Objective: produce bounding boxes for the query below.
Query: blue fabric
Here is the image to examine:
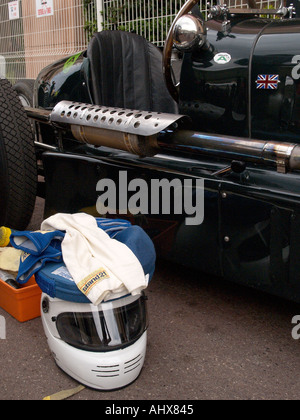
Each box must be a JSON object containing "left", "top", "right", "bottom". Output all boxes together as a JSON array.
[
  {"left": 17, "top": 244, "right": 63, "bottom": 285},
  {"left": 96, "top": 218, "right": 132, "bottom": 237},
  {"left": 10, "top": 230, "right": 64, "bottom": 256},
  {"left": 10, "top": 217, "right": 156, "bottom": 301},
  {"left": 10, "top": 218, "right": 134, "bottom": 284},
  {"left": 10, "top": 218, "right": 131, "bottom": 256}
]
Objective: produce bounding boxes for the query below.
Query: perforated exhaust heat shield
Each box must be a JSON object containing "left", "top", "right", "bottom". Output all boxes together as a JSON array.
[{"left": 50, "top": 101, "right": 188, "bottom": 156}]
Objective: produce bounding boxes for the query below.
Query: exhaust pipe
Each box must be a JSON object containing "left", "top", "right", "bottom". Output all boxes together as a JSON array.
[
  {"left": 49, "top": 101, "right": 188, "bottom": 157},
  {"left": 27, "top": 100, "right": 300, "bottom": 174},
  {"left": 158, "top": 130, "right": 300, "bottom": 174}
]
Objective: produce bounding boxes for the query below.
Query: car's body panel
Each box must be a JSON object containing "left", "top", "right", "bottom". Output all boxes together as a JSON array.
[{"left": 32, "top": 9, "right": 300, "bottom": 302}]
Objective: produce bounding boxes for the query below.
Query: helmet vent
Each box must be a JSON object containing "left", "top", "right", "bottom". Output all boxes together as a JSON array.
[
  {"left": 92, "top": 364, "right": 120, "bottom": 378},
  {"left": 124, "top": 354, "right": 143, "bottom": 374}
]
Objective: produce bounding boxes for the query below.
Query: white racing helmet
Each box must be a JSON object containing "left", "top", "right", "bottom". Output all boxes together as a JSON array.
[{"left": 41, "top": 292, "right": 148, "bottom": 390}]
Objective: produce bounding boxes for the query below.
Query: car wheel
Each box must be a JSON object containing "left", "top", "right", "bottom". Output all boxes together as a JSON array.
[
  {"left": 13, "top": 79, "right": 35, "bottom": 107},
  {"left": 0, "top": 78, "right": 37, "bottom": 230}
]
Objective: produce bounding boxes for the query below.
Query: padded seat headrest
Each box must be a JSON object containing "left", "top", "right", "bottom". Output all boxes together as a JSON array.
[{"left": 87, "top": 30, "right": 177, "bottom": 114}]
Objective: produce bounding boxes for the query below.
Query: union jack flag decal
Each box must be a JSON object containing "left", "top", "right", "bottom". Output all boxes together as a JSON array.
[{"left": 256, "top": 74, "right": 280, "bottom": 90}]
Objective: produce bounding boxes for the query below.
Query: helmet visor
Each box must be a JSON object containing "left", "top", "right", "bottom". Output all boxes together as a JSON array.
[{"left": 55, "top": 294, "right": 148, "bottom": 352}]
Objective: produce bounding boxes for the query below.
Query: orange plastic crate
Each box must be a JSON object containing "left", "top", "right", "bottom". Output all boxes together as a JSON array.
[{"left": 0, "top": 276, "right": 42, "bottom": 322}]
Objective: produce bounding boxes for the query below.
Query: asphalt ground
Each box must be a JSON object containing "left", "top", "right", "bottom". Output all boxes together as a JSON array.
[{"left": 1, "top": 197, "right": 300, "bottom": 401}]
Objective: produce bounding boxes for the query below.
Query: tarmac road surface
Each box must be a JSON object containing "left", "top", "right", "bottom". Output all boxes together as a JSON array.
[{"left": 0, "top": 198, "right": 300, "bottom": 401}]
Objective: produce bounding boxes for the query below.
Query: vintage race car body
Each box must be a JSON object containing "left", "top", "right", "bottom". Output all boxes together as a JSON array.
[{"left": 26, "top": 1, "right": 300, "bottom": 303}]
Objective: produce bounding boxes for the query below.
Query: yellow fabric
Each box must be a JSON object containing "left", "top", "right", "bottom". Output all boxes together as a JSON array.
[
  {"left": 0, "top": 247, "right": 22, "bottom": 272},
  {"left": 0, "top": 227, "right": 11, "bottom": 247}
]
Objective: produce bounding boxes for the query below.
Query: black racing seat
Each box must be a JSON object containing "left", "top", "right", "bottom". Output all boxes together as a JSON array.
[{"left": 87, "top": 30, "right": 178, "bottom": 114}]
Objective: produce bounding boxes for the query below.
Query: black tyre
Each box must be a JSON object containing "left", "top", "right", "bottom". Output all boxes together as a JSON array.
[
  {"left": 0, "top": 78, "right": 37, "bottom": 230},
  {"left": 13, "top": 79, "right": 35, "bottom": 107}
]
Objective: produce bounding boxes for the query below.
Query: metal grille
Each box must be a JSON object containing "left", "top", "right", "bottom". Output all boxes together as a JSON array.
[
  {"left": 101, "top": 0, "right": 186, "bottom": 47},
  {"left": 0, "top": 0, "right": 283, "bottom": 83},
  {"left": 101, "top": 0, "right": 282, "bottom": 46}
]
